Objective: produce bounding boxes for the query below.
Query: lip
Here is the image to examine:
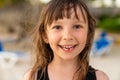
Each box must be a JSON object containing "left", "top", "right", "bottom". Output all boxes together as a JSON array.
[{"left": 58, "top": 45, "right": 77, "bottom": 53}]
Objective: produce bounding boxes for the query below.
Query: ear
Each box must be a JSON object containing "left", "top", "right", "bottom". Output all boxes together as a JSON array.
[{"left": 42, "top": 32, "right": 49, "bottom": 44}]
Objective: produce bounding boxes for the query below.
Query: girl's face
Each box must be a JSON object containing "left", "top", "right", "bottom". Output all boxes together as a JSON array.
[{"left": 43, "top": 7, "right": 88, "bottom": 61}]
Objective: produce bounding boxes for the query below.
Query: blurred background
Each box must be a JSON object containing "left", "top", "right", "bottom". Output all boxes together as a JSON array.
[{"left": 0, "top": 0, "right": 120, "bottom": 80}]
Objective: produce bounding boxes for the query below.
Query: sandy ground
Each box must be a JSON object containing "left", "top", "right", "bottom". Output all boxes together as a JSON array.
[{"left": 90, "top": 44, "right": 120, "bottom": 80}]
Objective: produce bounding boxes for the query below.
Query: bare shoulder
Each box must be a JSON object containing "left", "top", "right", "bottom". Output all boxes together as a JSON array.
[
  {"left": 23, "top": 69, "right": 32, "bottom": 80},
  {"left": 96, "top": 70, "right": 109, "bottom": 80}
]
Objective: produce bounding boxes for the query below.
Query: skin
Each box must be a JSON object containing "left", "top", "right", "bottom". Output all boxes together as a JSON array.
[
  {"left": 24, "top": 6, "right": 109, "bottom": 80},
  {"left": 44, "top": 6, "right": 88, "bottom": 61},
  {"left": 23, "top": 70, "right": 109, "bottom": 80},
  {"left": 44, "top": 7, "right": 88, "bottom": 80}
]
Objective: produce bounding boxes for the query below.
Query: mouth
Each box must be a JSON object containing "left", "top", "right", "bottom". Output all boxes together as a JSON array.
[{"left": 58, "top": 45, "right": 77, "bottom": 52}]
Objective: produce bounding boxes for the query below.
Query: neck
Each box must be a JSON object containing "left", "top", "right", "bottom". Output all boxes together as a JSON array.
[
  {"left": 49, "top": 57, "right": 79, "bottom": 72},
  {"left": 48, "top": 57, "right": 80, "bottom": 80}
]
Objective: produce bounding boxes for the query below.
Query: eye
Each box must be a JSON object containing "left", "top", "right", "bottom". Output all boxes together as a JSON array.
[
  {"left": 73, "top": 25, "right": 82, "bottom": 29},
  {"left": 52, "top": 25, "right": 62, "bottom": 30}
]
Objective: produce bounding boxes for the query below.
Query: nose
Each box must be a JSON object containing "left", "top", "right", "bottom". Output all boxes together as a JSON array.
[{"left": 62, "top": 29, "right": 73, "bottom": 40}]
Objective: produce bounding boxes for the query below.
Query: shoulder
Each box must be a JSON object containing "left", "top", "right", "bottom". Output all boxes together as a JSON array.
[
  {"left": 96, "top": 70, "right": 109, "bottom": 80},
  {"left": 23, "top": 69, "right": 32, "bottom": 80}
]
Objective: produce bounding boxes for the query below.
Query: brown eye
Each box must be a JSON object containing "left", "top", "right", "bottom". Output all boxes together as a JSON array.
[
  {"left": 73, "top": 25, "right": 82, "bottom": 29},
  {"left": 53, "top": 25, "right": 62, "bottom": 30}
]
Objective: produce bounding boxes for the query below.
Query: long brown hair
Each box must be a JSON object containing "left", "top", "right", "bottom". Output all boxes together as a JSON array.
[{"left": 30, "top": 0, "right": 96, "bottom": 80}]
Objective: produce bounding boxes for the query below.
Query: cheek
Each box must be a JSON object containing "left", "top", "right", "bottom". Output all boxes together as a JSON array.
[
  {"left": 76, "top": 30, "right": 88, "bottom": 42},
  {"left": 47, "top": 32, "right": 60, "bottom": 43},
  {"left": 79, "top": 35, "right": 87, "bottom": 44},
  {"left": 83, "top": 28, "right": 88, "bottom": 41}
]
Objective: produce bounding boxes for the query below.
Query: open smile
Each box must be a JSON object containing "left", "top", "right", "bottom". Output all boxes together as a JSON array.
[{"left": 58, "top": 45, "right": 77, "bottom": 53}]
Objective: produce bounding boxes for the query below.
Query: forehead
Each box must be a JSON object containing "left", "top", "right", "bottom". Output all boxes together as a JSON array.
[
  {"left": 45, "top": 3, "right": 88, "bottom": 26},
  {"left": 64, "top": 6, "right": 87, "bottom": 22}
]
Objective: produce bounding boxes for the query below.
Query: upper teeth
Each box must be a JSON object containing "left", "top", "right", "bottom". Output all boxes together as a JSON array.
[{"left": 63, "top": 45, "right": 73, "bottom": 48}]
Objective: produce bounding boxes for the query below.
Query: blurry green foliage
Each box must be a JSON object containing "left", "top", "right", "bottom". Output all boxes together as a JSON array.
[
  {"left": 0, "top": 0, "right": 25, "bottom": 8},
  {"left": 10, "top": 0, "right": 26, "bottom": 4},
  {"left": 98, "top": 15, "right": 120, "bottom": 33},
  {"left": 0, "top": 0, "right": 5, "bottom": 7}
]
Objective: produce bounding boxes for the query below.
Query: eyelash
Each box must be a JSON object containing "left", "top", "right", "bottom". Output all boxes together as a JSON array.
[
  {"left": 52, "top": 24, "right": 83, "bottom": 30},
  {"left": 73, "top": 25, "right": 82, "bottom": 29},
  {"left": 52, "top": 25, "right": 61, "bottom": 30}
]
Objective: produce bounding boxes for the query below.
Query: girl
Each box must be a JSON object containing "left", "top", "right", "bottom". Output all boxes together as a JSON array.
[{"left": 24, "top": 0, "right": 109, "bottom": 80}]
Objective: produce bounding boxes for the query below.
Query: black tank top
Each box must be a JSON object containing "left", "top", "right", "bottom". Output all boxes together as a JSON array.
[{"left": 37, "top": 66, "right": 96, "bottom": 80}]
